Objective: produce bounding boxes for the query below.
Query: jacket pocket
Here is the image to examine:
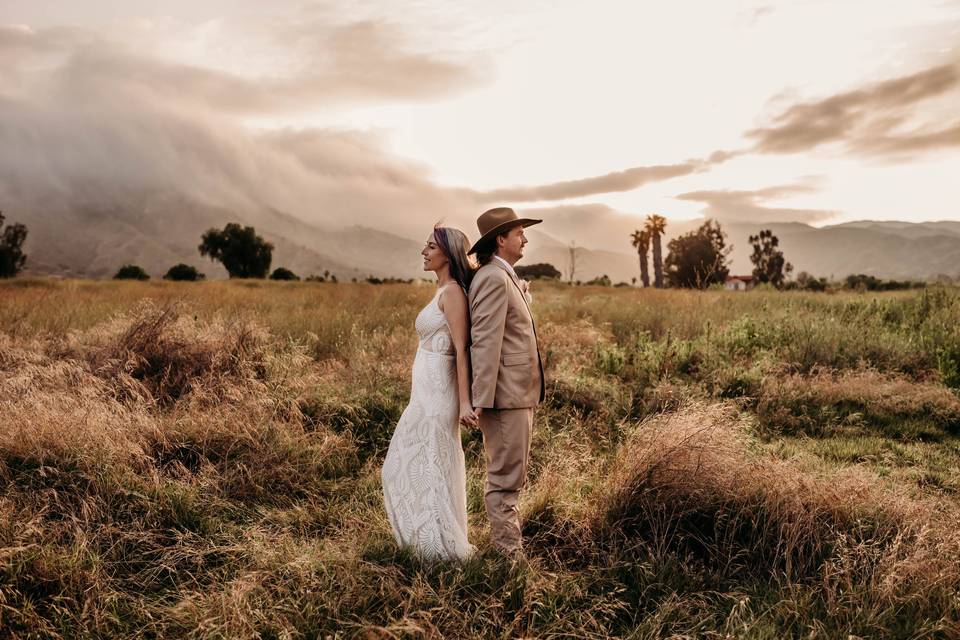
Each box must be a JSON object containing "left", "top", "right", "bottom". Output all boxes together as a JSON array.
[{"left": 501, "top": 352, "right": 528, "bottom": 367}]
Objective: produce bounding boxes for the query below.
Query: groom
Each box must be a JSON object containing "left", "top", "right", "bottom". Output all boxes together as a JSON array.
[{"left": 468, "top": 206, "right": 545, "bottom": 555}]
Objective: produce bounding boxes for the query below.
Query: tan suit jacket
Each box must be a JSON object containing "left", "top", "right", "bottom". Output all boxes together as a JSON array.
[{"left": 469, "top": 260, "right": 545, "bottom": 409}]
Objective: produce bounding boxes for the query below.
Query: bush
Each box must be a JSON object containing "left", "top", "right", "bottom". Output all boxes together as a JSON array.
[
  {"left": 163, "top": 264, "right": 205, "bottom": 281},
  {"left": 269, "top": 267, "right": 300, "bottom": 281},
  {"left": 592, "top": 404, "right": 947, "bottom": 586},
  {"left": 845, "top": 273, "right": 925, "bottom": 291},
  {"left": 585, "top": 274, "right": 612, "bottom": 286},
  {"left": 515, "top": 263, "right": 562, "bottom": 280},
  {"left": 791, "top": 271, "right": 828, "bottom": 291},
  {"left": 306, "top": 270, "right": 337, "bottom": 283},
  {"left": 365, "top": 276, "right": 412, "bottom": 284},
  {"left": 82, "top": 302, "right": 267, "bottom": 407},
  {"left": 0, "top": 211, "right": 28, "bottom": 278},
  {"left": 113, "top": 265, "right": 150, "bottom": 280}
]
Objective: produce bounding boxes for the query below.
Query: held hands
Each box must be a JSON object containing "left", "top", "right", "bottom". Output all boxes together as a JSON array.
[{"left": 459, "top": 404, "right": 479, "bottom": 429}]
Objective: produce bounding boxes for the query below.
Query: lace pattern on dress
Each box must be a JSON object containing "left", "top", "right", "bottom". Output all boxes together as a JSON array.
[{"left": 381, "top": 288, "right": 474, "bottom": 561}]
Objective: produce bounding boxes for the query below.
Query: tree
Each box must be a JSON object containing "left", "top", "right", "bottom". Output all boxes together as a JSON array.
[
  {"left": 795, "top": 270, "right": 826, "bottom": 292},
  {"left": 749, "top": 229, "right": 793, "bottom": 289},
  {"left": 645, "top": 214, "right": 667, "bottom": 288},
  {"left": 163, "top": 263, "right": 205, "bottom": 281},
  {"left": 198, "top": 223, "right": 273, "bottom": 278},
  {"left": 630, "top": 228, "right": 651, "bottom": 287},
  {"left": 664, "top": 219, "right": 731, "bottom": 289},
  {"left": 515, "top": 263, "right": 561, "bottom": 280},
  {"left": 270, "top": 267, "right": 300, "bottom": 281},
  {"left": 0, "top": 211, "right": 28, "bottom": 278},
  {"left": 114, "top": 264, "right": 150, "bottom": 280},
  {"left": 566, "top": 241, "right": 580, "bottom": 284}
]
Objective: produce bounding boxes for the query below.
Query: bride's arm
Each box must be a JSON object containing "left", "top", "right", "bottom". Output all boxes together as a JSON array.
[{"left": 440, "top": 286, "right": 478, "bottom": 428}]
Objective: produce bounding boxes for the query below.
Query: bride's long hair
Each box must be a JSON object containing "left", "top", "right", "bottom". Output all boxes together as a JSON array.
[{"left": 433, "top": 224, "right": 477, "bottom": 292}]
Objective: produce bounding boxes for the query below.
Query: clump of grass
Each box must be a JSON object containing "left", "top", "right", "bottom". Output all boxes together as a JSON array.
[
  {"left": 0, "top": 302, "right": 356, "bottom": 626},
  {"left": 593, "top": 404, "right": 880, "bottom": 581},
  {"left": 76, "top": 301, "right": 268, "bottom": 408},
  {"left": 0, "top": 333, "right": 152, "bottom": 480},
  {"left": 148, "top": 409, "right": 357, "bottom": 506},
  {"left": 587, "top": 403, "right": 960, "bottom": 632},
  {"left": 756, "top": 368, "right": 960, "bottom": 440}
]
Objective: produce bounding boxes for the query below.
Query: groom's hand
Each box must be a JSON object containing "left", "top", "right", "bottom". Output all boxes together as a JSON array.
[{"left": 459, "top": 405, "right": 480, "bottom": 429}]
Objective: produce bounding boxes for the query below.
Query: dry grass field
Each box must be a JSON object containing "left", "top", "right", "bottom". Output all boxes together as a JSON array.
[{"left": 1, "top": 278, "right": 959, "bottom": 638}]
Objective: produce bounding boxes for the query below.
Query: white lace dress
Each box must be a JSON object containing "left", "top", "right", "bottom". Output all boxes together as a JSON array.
[{"left": 381, "top": 287, "right": 475, "bottom": 561}]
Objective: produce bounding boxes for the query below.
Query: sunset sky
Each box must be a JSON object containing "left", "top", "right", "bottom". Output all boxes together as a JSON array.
[{"left": 1, "top": 0, "right": 959, "bottom": 243}]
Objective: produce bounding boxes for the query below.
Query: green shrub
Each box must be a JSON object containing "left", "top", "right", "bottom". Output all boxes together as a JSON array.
[
  {"left": 113, "top": 264, "right": 150, "bottom": 280},
  {"left": 270, "top": 267, "right": 300, "bottom": 281},
  {"left": 163, "top": 263, "right": 205, "bottom": 281}
]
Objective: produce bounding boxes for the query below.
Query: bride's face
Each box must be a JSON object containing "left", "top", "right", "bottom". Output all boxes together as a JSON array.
[{"left": 422, "top": 235, "right": 449, "bottom": 272}]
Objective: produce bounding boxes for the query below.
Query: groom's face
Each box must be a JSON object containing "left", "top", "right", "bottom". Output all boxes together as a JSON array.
[{"left": 497, "top": 225, "right": 528, "bottom": 264}]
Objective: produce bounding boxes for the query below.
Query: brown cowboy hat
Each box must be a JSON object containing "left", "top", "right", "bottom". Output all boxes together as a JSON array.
[{"left": 468, "top": 207, "right": 542, "bottom": 255}]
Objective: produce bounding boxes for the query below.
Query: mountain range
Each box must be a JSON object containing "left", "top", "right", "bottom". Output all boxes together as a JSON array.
[
  {"left": 526, "top": 219, "right": 960, "bottom": 284},
  {"left": 8, "top": 193, "right": 960, "bottom": 283}
]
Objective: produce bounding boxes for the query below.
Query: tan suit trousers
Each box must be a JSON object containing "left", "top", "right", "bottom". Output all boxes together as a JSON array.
[{"left": 478, "top": 406, "right": 534, "bottom": 553}]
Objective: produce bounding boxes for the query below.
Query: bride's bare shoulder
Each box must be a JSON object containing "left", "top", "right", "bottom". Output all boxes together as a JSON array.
[{"left": 438, "top": 283, "right": 467, "bottom": 312}]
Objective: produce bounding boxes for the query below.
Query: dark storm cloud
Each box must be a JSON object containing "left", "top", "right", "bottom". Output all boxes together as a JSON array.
[{"left": 0, "top": 16, "right": 484, "bottom": 240}]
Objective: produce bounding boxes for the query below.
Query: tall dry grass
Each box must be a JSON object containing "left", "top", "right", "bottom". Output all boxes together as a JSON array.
[{"left": 1, "top": 279, "right": 959, "bottom": 637}]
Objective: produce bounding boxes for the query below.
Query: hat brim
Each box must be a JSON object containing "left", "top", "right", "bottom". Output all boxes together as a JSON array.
[{"left": 468, "top": 218, "right": 542, "bottom": 255}]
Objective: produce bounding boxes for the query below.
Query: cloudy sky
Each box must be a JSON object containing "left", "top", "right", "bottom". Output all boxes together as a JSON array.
[{"left": 1, "top": 0, "right": 958, "bottom": 244}]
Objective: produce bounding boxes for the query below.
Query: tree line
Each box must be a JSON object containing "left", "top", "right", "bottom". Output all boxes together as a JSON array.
[
  {"left": 111, "top": 224, "right": 276, "bottom": 281},
  {"left": 0, "top": 212, "right": 940, "bottom": 291},
  {"left": 627, "top": 215, "right": 792, "bottom": 289},
  {"left": 111, "top": 223, "right": 335, "bottom": 282}
]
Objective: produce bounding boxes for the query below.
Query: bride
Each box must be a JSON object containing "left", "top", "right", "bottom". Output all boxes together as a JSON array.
[{"left": 381, "top": 225, "right": 478, "bottom": 561}]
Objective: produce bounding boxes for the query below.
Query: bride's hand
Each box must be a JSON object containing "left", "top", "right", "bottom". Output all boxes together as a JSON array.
[{"left": 459, "top": 404, "right": 479, "bottom": 428}]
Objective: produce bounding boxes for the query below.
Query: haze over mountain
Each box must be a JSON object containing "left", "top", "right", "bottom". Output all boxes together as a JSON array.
[
  {"left": 517, "top": 207, "right": 960, "bottom": 282},
  {"left": 1, "top": 2, "right": 958, "bottom": 282},
  {"left": 12, "top": 192, "right": 959, "bottom": 283}
]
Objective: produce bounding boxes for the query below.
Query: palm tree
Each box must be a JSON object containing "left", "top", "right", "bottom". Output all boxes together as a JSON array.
[
  {"left": 645, "top": 214, "right": 667, "bottom": 288},
  {"left": 630, "top": 228, "right": 651, "bottom": 287}
]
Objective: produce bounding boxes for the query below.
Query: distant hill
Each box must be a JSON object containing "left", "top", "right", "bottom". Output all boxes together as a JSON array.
[
  {"left": 7, "top": 191, "right": 959, "bottom": 282},
  {"left": 723, "top": 221, "right": 960, "bottom": 281},
  {"left": 522, "top": 215, "right": 960, "bottom": 283},
  {"left": 15, "top": 192, "right": 425, "bottom": 281}
]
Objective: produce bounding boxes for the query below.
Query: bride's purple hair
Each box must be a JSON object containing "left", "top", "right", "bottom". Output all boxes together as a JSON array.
[{"left": 433, "top": 225, "right": 477, "bottom": 292}]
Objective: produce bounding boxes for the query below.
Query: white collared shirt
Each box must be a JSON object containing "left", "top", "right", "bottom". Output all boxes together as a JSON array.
[{"left": 493, "top": 255, "right": 518, "bottom": 280}]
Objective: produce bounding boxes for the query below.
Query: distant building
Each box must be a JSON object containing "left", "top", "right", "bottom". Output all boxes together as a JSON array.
[{"left": 724, "top": 275, "right": 755, "bottom": 291}]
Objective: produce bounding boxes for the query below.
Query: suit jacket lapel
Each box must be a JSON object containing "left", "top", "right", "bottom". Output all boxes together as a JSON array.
[
  {"left": 490, "top": 259, "right": 546, "bottom": 403},
  {"left": 492, "top": 259, "right": 534, "bottom": 318}
]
